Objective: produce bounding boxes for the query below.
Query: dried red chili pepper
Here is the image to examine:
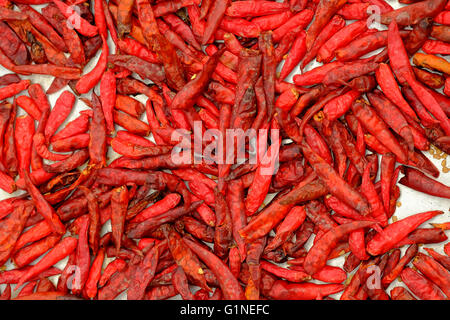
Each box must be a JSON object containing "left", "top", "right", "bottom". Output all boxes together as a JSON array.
[
  {"left": 401, "top": 267, "right": 446, "bottom": 300},
  {"left": 272, "top": 9, "right": 313, "bottom": 43},
  {"left": 110, "top": 185, "right": 129, "bottom": 255},
  {"left": 367, "top": 211, "right": 442, "bottom": 256},
  {"left": 53, "top": 0, "right": 98, "bottom": 37},
  {"left": 75, "top": 37, "right": 108, "bottom": 94},
  {"left": 239, "top": 173, "right": 327, "bottom": 241},
  {"left": 302, "top": 15, "right": 345, "bottom": 69},
  {"left": 88, "top": 93, "right": 107, "bottom": 167},
  {"left": 183, "top": 237, "right": 245, "bottom": 299},
  {"left": 381, "top": 0, "right": 447, "bottom": 26},
  {"left": 268, "top": 280, "right": 344, "bottom": 300},
  {"left": 22, "top": 170, "right": 65, "bottom": 235}
]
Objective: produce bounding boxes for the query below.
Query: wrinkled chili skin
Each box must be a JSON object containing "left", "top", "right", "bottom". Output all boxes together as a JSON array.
[
  {"left": 88, "top": 93, "right": 107, "bottom": 168},
  {"left": 381, "top": 0, "right": 447, "bottom": 26}
]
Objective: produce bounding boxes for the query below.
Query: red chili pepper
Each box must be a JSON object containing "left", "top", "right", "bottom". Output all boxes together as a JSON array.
[
  {"left": 304, "top": 220, "right": 375, "bottom": 275},
  {"left": 399, "top": 167, "right": 450, "bottom": 198},
  {"left": 45, "top": 91, "right": 75, "bottom": 143},
  {"left": 279, "top": 31, "right": 306, "bottom": 81},
  {"left": 52, "top": 0, "right": 98, "bottom": 37},
  {"left": 239, "top": 173, "right": 327, "bottom": 241},
  {"left": 424, "top": 247, "right": 450, "bottom": 270},
  {"left": 75, "top": 37, "right": 108, "bottom": 94},
  {"left": 88, "top": 93, "right": 107, "bottom": 167},
  {"left": 317, "top": 20, "right": 367, "bottom": 63},
  {"left": 16, "top": 236, "right": 77, "bottom": 288},
  {"left": 183, "top": 237, "right": 245, "bottom": 299},
  {"left": 272, "top": 9, "right": 314, "bottom": 43},
  {"left": 0, "top": 80, "right": 30, "bottom": 101},
  {"left": 22, "top": 170, "right": 65, "bottom": 235},
  {"left": 14, "top": 115, "right": 34, "bottom": 175},
  {"left": 302, "top": 15, "right": 345, "bottom": 69},
  {"left": 382, "top": 0, "right": 447, "bottom": 26},
  {"left": 252, "top": 10, "right": 294, "bottom": 31},
  {"left": 265, "top": 206, "right": 307, "bottom": 253},
  {"left": 367, "top": 211, "right": 442, "bottom": 256},
  {"left": 293, "top": 61, "right": 343, "bottom": 86},
  {"left": 268, "top": 280, "right": 344, "bottom": 300},
  {"left": 401, "top": 267, "right": 446, "bottom": 300}
]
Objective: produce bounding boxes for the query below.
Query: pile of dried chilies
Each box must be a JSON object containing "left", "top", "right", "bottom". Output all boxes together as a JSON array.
[{"left": 0, "top": 0, "right": 448, "bottom": 301}]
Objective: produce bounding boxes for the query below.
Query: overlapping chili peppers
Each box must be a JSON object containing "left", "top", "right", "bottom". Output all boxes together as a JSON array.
[{"left": 0, "top": 0, "right": 448, "bottom": 301}]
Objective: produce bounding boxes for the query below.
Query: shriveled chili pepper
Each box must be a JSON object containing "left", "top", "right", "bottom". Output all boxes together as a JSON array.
[
  {"left": 75, "top": 37, "right": 108, "bottom": 94},
  {"left": 304, "top": 220, "right": 375, "bottom": 275},
  {"left": 401, "top": 267, "right": 446, "bottom": 300},
  {"left": 431, "top": 24, "right": 450, "bottom": 42},
  {"left": 302, "top": 14, "right": 345, "bottom": 69},
  {"left": 16, "top": 236, "right": 77, "bottom": 288},
  {"left": 98, "top": 69, "right": 116, "bottom": 135},
  {"left": 53, "top": 0, "right": 98, "bottom": 37},
  {"left": 245, "top": 141, "right": 280, "bottom": 216},
  {"left": 88, "top": 93, "right": 107, "bottom": 167},
  {"left": 390, "top": 286, "right": 417, "bottom": 300},
  {"left": 239, "top": 173, "right": 327, "bottom": 241},
  {"left": 272, "top": 9, "right": 313, "bottom": 43},
  {"left": 279, "top": 31, "right": 306, "bottom": 81},
  {"left": 0, "top": 204, "right": 32, "bottom": 265},
  {"left": 44, "top": 91, "right": 75, "bottom": 143},
  {"left": 367, "top": 211, "right": 442, "bottom": 256},
  {"left": 305, "top": 0, "right": 347, "bottom": 52},
  {"left": 399, "top": 167, "right": 450, "bottom": 198},
  {"left": 171, "top": 49, "right": 222, "bottom": 111},
  {"left": 98, "top": 258, "right": 126, "bottom": 288},
  {"left": 381, "top": 0, "right": 447, "bottom": 25},
  {"left": 0, "top": 79, "right": 30, "bottom": 101},
  {"left": 110, "top": 185, "right": 129, "bottom": 255},
  {"left": 321, "top": 26, "right": 369, "bottom": 64},
  {"left": 424, "top": 248, "right": 450, "bottom": 270},
  {"left": 268, "top": 280, "right": 344, "bottom": 300},
  {"left": 14, "top": 114, "right": 34, "bottom": 177},
  {"left": 351, "top": 99, "right": 408, "bottom": 163},
  {"left": 183, "top": 237, "right": 245, "bottom": 299},
  {"left": 22, "top": 170, "right": 65, "bottom": 235},
  {"left": 252, "top": 10, "right": 294, "bottom": 32},
  {"left": 413, "top": 66, "right": 445, "bottom": 89}
]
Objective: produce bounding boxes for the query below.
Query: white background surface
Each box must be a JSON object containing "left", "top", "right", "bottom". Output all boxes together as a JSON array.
[{"left": 0, "top": 0, "right": 448, "bottom": 300}]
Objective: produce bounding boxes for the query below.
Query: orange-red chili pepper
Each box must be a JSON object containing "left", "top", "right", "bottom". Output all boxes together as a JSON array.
[{"left": 367, "top": 211, "right": 442, "bottom": 256}]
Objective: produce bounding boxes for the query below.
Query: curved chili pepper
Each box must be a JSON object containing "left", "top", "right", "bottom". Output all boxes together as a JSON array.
[
  {"left": 303, "top": 220, "right": 376, "bottom": 275},
  {"left": 305, "top": 0, "right": 347, "bottom": 51},
  {"left": 22, "top": 170, "right": 65, "bottom": 235},
  {"left": 381, "top": 0, "right": 447, "bottom": 25},
  {"left": 75, "top": 36, "right": 108, "bottom": 94},
  {"left": 268, "top": 280, "right": 344, "bottom": 299},
  {"left": 367, "top": 210, "right": 442, "bottom": 256},
  {"left": 52, "top": 0, "right": 98, "bottom": 37},
  {"left": 171, "top": 49, "right": 223, "bottom": 111},
  {"left": 239, "top": 173, "right": 327, "bottom": 241},
  {"left": 279, "top": 31, "right": 306, "bottom": 80}
]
